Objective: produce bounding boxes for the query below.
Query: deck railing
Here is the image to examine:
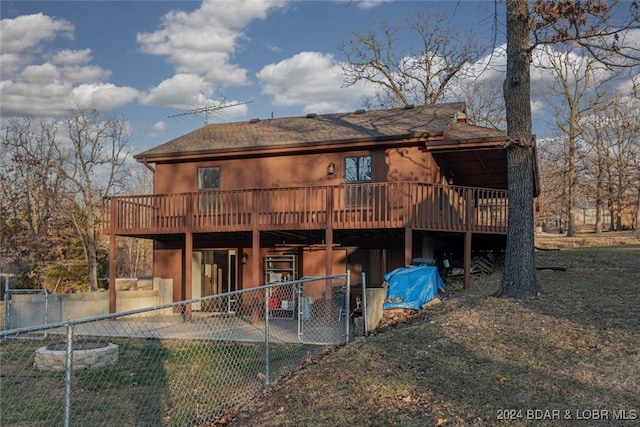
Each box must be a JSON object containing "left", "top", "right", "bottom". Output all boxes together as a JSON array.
[{"left": 104, "top": 182, "right": 508, "bottom": 235}]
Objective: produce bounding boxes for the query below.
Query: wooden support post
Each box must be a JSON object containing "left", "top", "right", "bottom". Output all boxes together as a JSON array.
[
  {"left": 250, "top": 193, "right": 261, "bottom": 325},
  {"left": 184, "top": 232, "right": 192, "bottom": 322},
  {"left": 463, "top": 231, "right": 472, "bottom": 290},
  {"left": 463, "top": 189, "right": 474, "bottom": 290},
  {"left": 326, "top": 187, "right": 334, "bottom": 277},
  {"left": 325, "top": 227, "right": 333, "bottom": 277},
  {"left": 252, "top": 227, "right": 260, "bottom": 285},
  {"left": 405, "top": 226, "right": 412, "bottom": 266}
]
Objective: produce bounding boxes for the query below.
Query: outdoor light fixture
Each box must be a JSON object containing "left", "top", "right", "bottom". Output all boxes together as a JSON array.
[
  {"left": 447, "top": 172, "right": 455, "bottom": 185},
  {"left": 327, "top": 162, "right": 335, "bottom": 175},
  {"left": 241, "top": 253, "right": 248, "bottom": 264}
]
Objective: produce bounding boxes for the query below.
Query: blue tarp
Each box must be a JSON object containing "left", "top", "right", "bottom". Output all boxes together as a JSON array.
[{"left": 383, "top": 266, "right": 445, "bottom": 310}]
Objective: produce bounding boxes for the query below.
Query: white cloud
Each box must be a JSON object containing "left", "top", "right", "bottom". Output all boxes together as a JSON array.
[
  {"left": 149, "top": 121, "right": 167, "bottom": 138},
  {"left": 52, "top": 48, "right": 92, "bottom": 65},
  {"left": 1, "top": 80, "right": 74, "bottom": 117},
  {"left": 257, "top": 51, "right": 374, "bottom": 113},
  {"left": 0, "top": 13, "right": 136, "bottom": 118},
  {"left": 138, "top": 73, "right": 250, "bottom": 120},
  {"left": 208, "top": 101, "right": 251, "bottom": 121},
  {"left": 263, "top": 42, "right": 283, "bottom": 53},
  {"left": 72, "top": 83, "right": 139, "bottom": 110},
  {"left": 332, "top": 0, "right": 392, "bottom": 9},
  {"left": 1, "top": 79, "right": 138, "bottom": 117},
  {"left": 0, "top": 13, "right": 73, "bottom": 53},
  {"left": 20, "top": 63, "right": 61, "bottom": 83},
  {"left": 0, "top": 53, "right": 30, "bottom": 79},
  {"left": 62, "top": 65, "right": 111, "bottom": 83},
  {"left": 138, "top": 73, "right": 214, "bottom": 109},
  {"left": 465, "top": 45, "right": 507, "bottom": 83},
  {"left": 531, "top": 100, "right": 545, "bottom": 115},
  {"left": 137, "top": 0, "right": 287, "bottom": 87}
]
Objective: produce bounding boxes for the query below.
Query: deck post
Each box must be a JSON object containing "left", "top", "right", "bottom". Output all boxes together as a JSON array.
[
  {"left": 326, "top": 186, "right": 334, "bottom": 276},
  {"left": 325, "top": 227, "right": 333, "bottom": 276},
  {"left": 184, "top": 231, "right": 193, "bottom": 322},
  {"left": 252, "top": 188, "right": 260, "bottom": 286},
  {"left": 463, "top": 231, "right": 472, "bottom": 290},
  {"left": 252, "top": 227, "right": 260, "bottom": 285},
  {"left": 251, "top": 191, "right": 261, "bottom": 325},
  {"left": 463, "top": 189, "right": 474, "bottom": 290},
  {"left": 108, "top": 198, "right": 116, "bottom": 314},
  {"left": 404, "top": 225, "right": 412, "bottom": 266}
]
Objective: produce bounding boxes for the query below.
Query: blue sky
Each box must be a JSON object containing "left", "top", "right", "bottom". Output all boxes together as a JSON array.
[{"left": 1, "top": 0, "right": 637, "bottom": 155}]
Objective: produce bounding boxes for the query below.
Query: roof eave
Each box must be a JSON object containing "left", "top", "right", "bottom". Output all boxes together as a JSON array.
[{"left": 135, "top": 132, "right": 443, "bottom": 164}]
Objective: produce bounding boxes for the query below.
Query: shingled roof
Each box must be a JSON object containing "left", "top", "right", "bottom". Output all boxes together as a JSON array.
[{"left": 135, "top": 102, "right": 506, "bottom": 161}]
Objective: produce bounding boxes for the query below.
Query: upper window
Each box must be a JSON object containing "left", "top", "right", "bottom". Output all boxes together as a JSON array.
[
  {"left": 344, "top": 156, "right": 372, "bottom": 183},
  {"left": 344, "top": 156, "right": 372, "bottom": 206},
  {"left": 197, "top": 166, "right": 221, "bottom": 190},
  {"left": 197, "top": 166, "right": 221, "bottom": 212}
]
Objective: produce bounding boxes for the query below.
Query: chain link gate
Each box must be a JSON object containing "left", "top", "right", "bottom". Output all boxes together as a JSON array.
[
  {"left": 3, "top": 275, "right": 49, "bottom": 338},
  {"left": 0, "top": 273, "right": 350, "bottom": 426}
]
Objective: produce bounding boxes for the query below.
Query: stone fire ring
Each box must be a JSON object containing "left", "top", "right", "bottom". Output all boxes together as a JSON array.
[{"left": 35, "top": 339, "right": 119, "bottom": 371}]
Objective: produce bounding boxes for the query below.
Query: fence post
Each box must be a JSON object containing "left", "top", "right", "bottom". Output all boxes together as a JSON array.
[
  {"left": 3, "top": 276, "right": 9, "bottom": 331},
  {"left": 264, "top": 287, "right": 270, "bottom": 386},
  {"left": 43, "top": 290, "right": 49, "bottom": 338},
  {"left": 64, "top": 324, "right": 75, "bottom": 427},
  {"left": 361, "top": 272, "right": 368, "bottom": 337},
  {"left": 345, "top": 271, "right": 350, "bottom": 343}
]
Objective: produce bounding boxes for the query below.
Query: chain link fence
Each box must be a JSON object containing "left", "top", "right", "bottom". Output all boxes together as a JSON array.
[
  {"left": 1, "top": 274, "right": 349, "bottom": 426},
  {"left": 3, "top": 287, "right": 50, "bottom": 337}
]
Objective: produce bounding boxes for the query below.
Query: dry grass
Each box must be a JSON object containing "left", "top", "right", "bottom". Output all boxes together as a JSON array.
[{"left": 226, "top": 232, "right": 640, "bottom": 427}]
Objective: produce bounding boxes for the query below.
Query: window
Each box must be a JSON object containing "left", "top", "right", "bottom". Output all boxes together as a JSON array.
[
  {"left": 344, "top": 156, "right": 372, "bottom": 206},
  {"left": 197, "top": 166, "right": 221, "bottom": 190},
  {"left": 197, "top": 166, "right": 221, "bottom": 212},
  {"left": 345, "top": 156, "right": 372, "bottom": 183}
]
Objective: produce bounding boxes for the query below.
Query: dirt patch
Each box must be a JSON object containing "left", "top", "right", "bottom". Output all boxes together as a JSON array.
[{"left": 221, "top": 232, "right": 640, "bottom": 427}]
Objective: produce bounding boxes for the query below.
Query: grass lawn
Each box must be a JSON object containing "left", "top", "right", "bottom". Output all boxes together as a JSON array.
[
  {"left": 1, "top": 336, "right": 319, "bottom": 426},
  {"left": 227, "top": 233, "right": 640, "bottom": 426}
]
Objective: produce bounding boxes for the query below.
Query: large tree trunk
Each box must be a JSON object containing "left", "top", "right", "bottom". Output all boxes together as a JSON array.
[
  {"left": 609, "top": 205, "right": 615, "bottom": 231},
  {"left": 495, "top": 0, "right": 541, "bottom": 298},
  {"left": 594, "top": 157, "right": 604, "bottom": 234},
  {"left": 595, "top": 198, "right": 603, "bottom": 234},
  {"left": 567, "top": 122, "right": 577, "bottom": 237}
]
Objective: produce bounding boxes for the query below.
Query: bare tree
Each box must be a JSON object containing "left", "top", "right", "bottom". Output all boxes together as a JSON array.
[
  {"left": 495, "top": 0, "right": 542, "bottom": 298},
  {"left": 116, "top": 167, "right": 153, "bottom": 279},
  {"left": 534, "top": 45, "right": 612, "bottom": 236},
  {"left": 496, "top": 0, "right": 639, "bottom": 298},
  {"left": 339, "top": 11, "right": 486, "bottom": 109},
  {"left": 57, "top": 109, "right": 131, "bottom": 292},
  {"left": 582, "top": 129, "right": 606, "bottom": 233},
  {"left": 537, "top": 136, "right": 571, "bottom": 231},
  {"left": 582, "top": 96, "right": 616, "bottom": 233},
  {"left": 598, "top": 99, "right": 640, "bottom": 230},
  {"left": 0, "top": 118, "right": 66, "bottom": 287},
  {"left": 451, "top": 74, "right": 507, "bottom": 130}
]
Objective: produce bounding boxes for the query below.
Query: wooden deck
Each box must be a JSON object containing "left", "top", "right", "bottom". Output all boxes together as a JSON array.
[{"left": 104, "top": 182, "right": 508, "bottom": 236}]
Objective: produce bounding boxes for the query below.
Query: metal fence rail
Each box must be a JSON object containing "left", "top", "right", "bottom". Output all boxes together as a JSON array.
[{"left": 0, "top": 274, "right": 349, "bottom": 427}]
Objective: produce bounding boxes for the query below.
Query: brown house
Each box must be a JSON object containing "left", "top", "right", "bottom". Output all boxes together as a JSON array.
[{"left": 104, "top": 102, "right": 530, "bottom": 315}]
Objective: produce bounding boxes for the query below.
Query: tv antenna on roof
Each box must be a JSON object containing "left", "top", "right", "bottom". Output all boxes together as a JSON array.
[{"left": 168, "top": 100, "right": 253, "bottom": 125}]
